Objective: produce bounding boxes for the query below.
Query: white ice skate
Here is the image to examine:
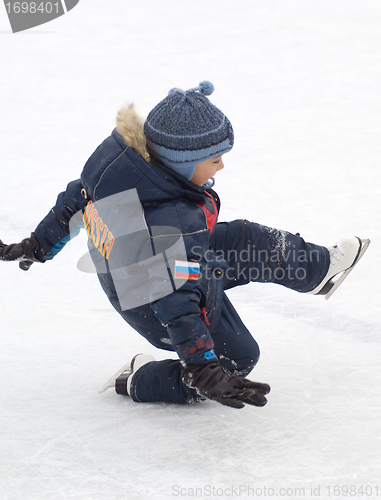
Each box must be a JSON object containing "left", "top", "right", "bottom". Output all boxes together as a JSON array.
[
  {"left": 309, "top": 236, "right": 370, "bottom": 299},
  {"left": 98, "top": 353, "right": 155, "bottom": 394}
]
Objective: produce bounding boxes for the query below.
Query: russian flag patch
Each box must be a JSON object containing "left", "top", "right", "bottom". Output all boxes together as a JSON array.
[{"left": 174, "top": 260, "right": 200, "bottom": 280}]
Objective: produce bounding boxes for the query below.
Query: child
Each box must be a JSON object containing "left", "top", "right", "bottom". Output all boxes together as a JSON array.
[{"left": 0, "top": 81, "right": 367, "bottom": 409}]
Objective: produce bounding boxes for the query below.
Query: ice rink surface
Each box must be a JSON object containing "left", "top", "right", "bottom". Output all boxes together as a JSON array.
[{"left": 0, "top": 1, "right": 380, "bottom": 499}]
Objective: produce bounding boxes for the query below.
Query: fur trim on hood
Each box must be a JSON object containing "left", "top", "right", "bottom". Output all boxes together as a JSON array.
[{"left": 116, "top": 104, "right": 151, "bottom": 163}]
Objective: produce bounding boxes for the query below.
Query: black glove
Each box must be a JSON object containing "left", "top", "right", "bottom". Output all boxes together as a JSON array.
[
  {"left": 0, "top": 233, "right": 41, "bottom": 271},
  {"left": 182, "top": 360, "right": 270, "bottom": 409}
]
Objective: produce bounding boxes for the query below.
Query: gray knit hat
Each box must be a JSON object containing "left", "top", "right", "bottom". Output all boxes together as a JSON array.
[{"left": 144, "top": 81, "right": 234, "bottom": 180}]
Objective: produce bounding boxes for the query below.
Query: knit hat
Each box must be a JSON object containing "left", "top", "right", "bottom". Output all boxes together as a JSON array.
[{"left": 144, "top": 81, "right": 234, "bottom": 180}]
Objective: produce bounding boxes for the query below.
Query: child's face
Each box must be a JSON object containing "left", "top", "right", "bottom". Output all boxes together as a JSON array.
[{"left": 191, "top": 156, "right": 224, "bottom": 186}]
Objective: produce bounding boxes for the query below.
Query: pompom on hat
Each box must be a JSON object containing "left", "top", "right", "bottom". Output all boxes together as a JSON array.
[{"left": 144, "top": 81, "right": 234, "bottom": 181}]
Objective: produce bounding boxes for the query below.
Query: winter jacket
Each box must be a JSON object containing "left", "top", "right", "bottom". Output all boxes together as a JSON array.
[{"left": 33, "top": 105, "right": 227, "bottom": 365}]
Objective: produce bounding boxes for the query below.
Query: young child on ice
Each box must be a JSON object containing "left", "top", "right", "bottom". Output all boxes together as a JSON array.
[{"left": 0, "top": 81, "right": 367, "bottom": 409}]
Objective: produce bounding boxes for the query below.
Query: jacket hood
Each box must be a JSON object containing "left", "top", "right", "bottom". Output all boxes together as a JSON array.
[
  {"left": 116, "top": 104, "right": 151, "bottom": 163},
  {"left": 81, "top": 104, "right": 208, "bottom": 205}
]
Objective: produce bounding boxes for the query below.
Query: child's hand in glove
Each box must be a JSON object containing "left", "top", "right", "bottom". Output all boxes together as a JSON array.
[
  {"left": 0, "top": 234, "right": 41, "bottom": 270},
  {"left": 182, "top": 360, "right": 270, "bottom": 409}
]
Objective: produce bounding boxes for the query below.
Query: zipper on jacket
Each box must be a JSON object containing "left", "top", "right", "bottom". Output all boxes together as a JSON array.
[
  {"left": 200, "top": 307, "right": 210, "bottom": 326},
  {"left": 195, "top": 191, "right": 218, "bottom": 232}
]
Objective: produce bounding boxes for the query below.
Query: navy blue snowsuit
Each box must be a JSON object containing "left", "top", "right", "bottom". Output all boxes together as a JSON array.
[{"left": 33, "top": 128, "right": 330, "bottom": 404}]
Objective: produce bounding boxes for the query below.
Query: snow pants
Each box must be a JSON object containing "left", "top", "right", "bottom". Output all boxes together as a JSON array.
[{"left": 129, "top": 220, "right": 330, "bottom": 404}]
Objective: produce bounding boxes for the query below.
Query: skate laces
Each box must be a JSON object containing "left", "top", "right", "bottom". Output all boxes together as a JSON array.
[{"left": 329, "top": 243, "right": 345, "bottom": 266}]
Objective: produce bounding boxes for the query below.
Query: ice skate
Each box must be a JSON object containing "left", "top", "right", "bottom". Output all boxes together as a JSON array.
[
  {"left": 309, "top": 237, "right": 370, "bottom": 299},
  {"left": 98, "top": 354, "right": 155, "bottom": 394}
]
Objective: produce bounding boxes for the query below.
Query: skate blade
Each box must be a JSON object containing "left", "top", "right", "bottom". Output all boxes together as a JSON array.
[
  {"left": 98, "top": 362, "right": 131, "bottom": 393},
  {"left": 324, "top": 238, "right": 370, "bottom": 300}
]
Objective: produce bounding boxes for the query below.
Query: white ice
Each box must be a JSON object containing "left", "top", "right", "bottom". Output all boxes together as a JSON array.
[{"left": 0, "top": 1, "right": 380, "bottom": 499}]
